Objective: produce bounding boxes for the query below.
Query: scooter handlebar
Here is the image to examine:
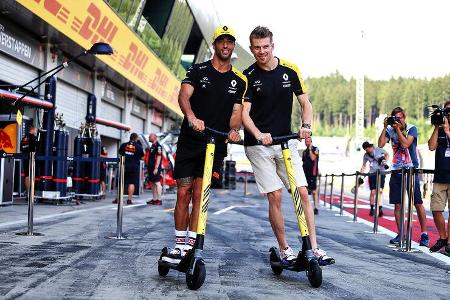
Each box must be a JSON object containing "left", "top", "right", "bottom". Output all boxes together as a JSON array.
[{"left": 257, "top": 133, "right": 299, "bottom": 145}]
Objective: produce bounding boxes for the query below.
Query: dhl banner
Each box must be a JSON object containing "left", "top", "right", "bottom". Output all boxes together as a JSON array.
[{"left": 17, "top": 0, "right": 182, "bottom": 116}]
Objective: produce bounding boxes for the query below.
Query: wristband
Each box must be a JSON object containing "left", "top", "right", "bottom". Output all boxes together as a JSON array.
[{"left": 301, "top": 123, "right": 311, "bottom": 130}]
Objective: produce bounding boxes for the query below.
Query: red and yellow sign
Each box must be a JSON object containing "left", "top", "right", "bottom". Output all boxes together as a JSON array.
[
  {"left": 0, "top": 123, "right": 17, "bottom": 153},
  {"left": 17, "top": 0, "right": 182, "bottom": 116}
]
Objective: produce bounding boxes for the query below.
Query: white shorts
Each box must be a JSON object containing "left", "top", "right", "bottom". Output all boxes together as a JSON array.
[{"left": 245, "top": 140, "right": 308, "bottom": 193}]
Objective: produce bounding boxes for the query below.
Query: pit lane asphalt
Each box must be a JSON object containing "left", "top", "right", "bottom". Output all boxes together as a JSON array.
[{"left": 0, "top": 184, "right": 448, "bottom": 299}]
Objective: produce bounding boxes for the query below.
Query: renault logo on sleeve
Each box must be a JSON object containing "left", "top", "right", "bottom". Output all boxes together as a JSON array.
[
  {"left": 283, "top": 73, "right": 289, "bottom": 81},
  {"left": 231, "top": 79, "right": 237, "bottom": 87}
]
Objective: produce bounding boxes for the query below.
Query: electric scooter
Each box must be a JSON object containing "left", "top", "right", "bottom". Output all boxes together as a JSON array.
[
  {"left": 158, "top": 127, "right": 240, "bottom": 290},
  {"left": 266, "top": 134, "right": 323, "bottom": 288}
]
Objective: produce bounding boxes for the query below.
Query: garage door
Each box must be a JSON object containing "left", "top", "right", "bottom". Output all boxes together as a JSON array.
[
  {"left": 56, "top": 81, "right": 88, "bottom": 130},
  {"left": 97, "top": 100, "right": 122, "bottom": 139},
  {"left": 129, "top": 115, "right": 144, "bottom": 134},
  {"left": 0, "top": 53, "right": 38, "bottom": 86}
]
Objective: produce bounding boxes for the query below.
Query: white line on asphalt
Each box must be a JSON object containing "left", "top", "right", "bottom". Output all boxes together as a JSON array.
[
  {"left": 213, "top": 206, "right": 236, "bottom": 215},
  {"left": 0, "top": 202, "right": 150, "bottom": 229}
]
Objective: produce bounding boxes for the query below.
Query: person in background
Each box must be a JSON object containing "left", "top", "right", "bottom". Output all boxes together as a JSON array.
[
  {"left": 99, "top": 146, "right": 108, "bottom": 199},
  {"left": 147, "top": 133, "right": 163, "bottom": 205},
  {"left": 302, "top": 137, "right": 320, "bottom": 215},
  {"left": 20, "top": 125, "right": 38, "bottom": 193}
]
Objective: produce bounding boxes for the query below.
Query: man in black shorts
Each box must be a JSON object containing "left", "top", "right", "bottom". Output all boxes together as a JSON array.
[
  {"left": 147, "top": 133, "right": 163, "bottom": 205},
  {"left": 116, "top": 133, "right": 144, "bottom": 205},
  {"left": 100, "top": 146, "right": 108, "bottom": 199},
  {"left": 302, "top": 137, "right": 319, "bottom": 215},
  {"left": 162, "top": 25, "right": 247, "bottom": 264},
  {"left": 20, "top": 125, "right": 38, "bottom": 192}
]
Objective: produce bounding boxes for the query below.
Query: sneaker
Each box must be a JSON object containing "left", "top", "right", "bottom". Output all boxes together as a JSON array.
[
  {"left": 146, "top": 199, "right": 155, "bottom": 205},
  {"left": 378, "top": 208, "right": 384, "bottom": 217},
  {"left": 153, "top": 200, "right": 162, "bottom": 205},
  {"left": 429, "top": 238, "right": 448, "bottom": 252},
  {"left": 390, "top": 235, "right": 400, "bottom": 244},
  {"left": 419, "top": 233, "right": 430, "bottom": 247},
  {"left": 280, "top": 246, "right": 297, "bottom": 266},
  {"left": 127, "top": 199, "right": 133, "bottom": 205},
  {"left": 314, "top": 208, "right": 319, "bottom": 215},
  {"left": 313, "top": 248, "right": 335, "bottom": 266},
  {"left": 445, "top": 243, "right": 450, "bottom": 254},
  {"left": 161, "top": 248, "right": 182, "bottom": 264},
  {"left": 369, "top": 208, "right": 374, "bottom": 216},
  {"left": 112, "top": 199, "right": 118, "bottom": 204}
]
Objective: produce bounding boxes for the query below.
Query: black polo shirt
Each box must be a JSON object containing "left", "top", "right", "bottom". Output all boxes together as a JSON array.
[
  {"left": 148, "top": 141, "right": 162, "bottom": 170},
  {"left": 20, "top": 133, "right": 37, "bottom": 153},
  {"left": 179, "top": 60, "right": 247, "bottom": 150},
  {"left": 243, "top": 58, "right": 307, "bottom": 146},
  {"left": 302, "top": 146, "right": 319, "bottom": 178}
]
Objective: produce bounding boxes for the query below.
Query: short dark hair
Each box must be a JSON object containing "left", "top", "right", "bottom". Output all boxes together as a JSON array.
[
  {"left": 249, "top": 26, "right": 273, "bottom": 44},
  {"left": 362, "top": 141, "right": 373, "bottom": 149},
  {"left": 130, "top": 133, "right": 139, "bottom": 141},
  {"left": 444, "top": 100, "right": 450, "bottom": 107},
  {"left": 391, "top": 106, "right": 406, "bottom": 118}
]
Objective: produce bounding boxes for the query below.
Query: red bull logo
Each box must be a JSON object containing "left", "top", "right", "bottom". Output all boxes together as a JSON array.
[{"left": 0, "top": 123, "right": 17, "bottom": 152}]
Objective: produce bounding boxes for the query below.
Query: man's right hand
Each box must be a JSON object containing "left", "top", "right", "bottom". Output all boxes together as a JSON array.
[
  {"left": 257, "top": 133, "right": 272, "bottom": 145},
  {"left": 188, "top": 116, "right": 205, "bottom": 132}
]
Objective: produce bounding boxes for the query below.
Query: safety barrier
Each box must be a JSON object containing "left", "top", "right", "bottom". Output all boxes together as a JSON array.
[
  {"left": 1, "top": 152, "right": 124, "bottom": 237},
  {"left": 319, "top": 167, "right": 447, "bottom": 252}
]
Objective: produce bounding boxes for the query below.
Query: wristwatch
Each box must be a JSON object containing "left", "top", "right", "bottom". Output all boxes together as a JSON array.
[{"left": 301, "top": 123, "right": 312, "bottom": 130}]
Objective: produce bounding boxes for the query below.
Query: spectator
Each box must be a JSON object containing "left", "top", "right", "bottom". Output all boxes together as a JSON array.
[
  {"left": 114, "top": 133, "right": 144, "bottom": 205},
  {"left": 359, "top": 141, "right": 389, "bottom": 217},
  {"left": 302, "top": 137, "right": 320, "bottom": 215},
  {"left": 99, "top": 146, "right": 108, "bottom": 199},
  {"left": 147, "top": 133, "right": 163, "bottom": 205},
  {"left": 378, "top": 107, "right": 429, "bottom": 246},
  {"left": 20, "top": 125, "right": 37, "bottom": 193},
  {"left": 427, "top": 101, "right": 450, "bottom": 253}
]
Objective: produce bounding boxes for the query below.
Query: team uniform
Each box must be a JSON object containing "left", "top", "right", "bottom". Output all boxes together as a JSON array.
[
  {"left": 148, "top": 141, "right": 163, "bottom": 183},
  {"left": 20, "top": 132, "right": 37, "bottom": 177},
  {"left": 173, "top": 60, "right": 247, "bottom": 180},
  {"left": 386, "top": 124, "right": 422, "bottom": 204},
  {"left": 302, "top": 146, "right": 319, "bottom": 192},
  {"left": 119, "top": 140, "right": 144, "bottom": 186},
  {"left": 244, "top": 58, "right": 308, "bottom": 193},
  {"left": 362, "top": 147, "right": 387, "bottom": 190}
]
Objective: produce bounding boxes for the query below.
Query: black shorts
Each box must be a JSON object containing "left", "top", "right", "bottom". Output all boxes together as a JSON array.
[
  {"left": 368, "top": 174, "right": 385, "bottom": 190},
  {"left": 124, "top": 171, "right": 139, "bottom": 186},
  {"left": 23, "top": 160, "right": 30, "bottom": 177},
  {"left": 148, "top": 170, "right": 162, "bottom": 183},
  {"left": 306, "top": 176, "right": 317, "bottom": 191},
  {"left": 389, "top": 172, "right": 422, "bottom": 205},
  {"left": 174, "top": 139, "right": 226, "bottom": 180},
  {"left": 100, "top": 168, "right": 107, "bottom": 182}
]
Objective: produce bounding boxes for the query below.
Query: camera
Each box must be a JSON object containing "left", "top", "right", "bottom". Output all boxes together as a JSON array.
[
  {"left": 387, "top": 116, "right": 400, "bottom": 126},
  {"left": 377, "top": 157, "right": 389, "bottom": 170},
  {"left": 429, "top": 105, "right": 450, "bottom": 126}
]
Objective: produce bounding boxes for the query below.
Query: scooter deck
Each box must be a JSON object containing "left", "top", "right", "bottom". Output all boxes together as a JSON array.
[{"left": 158, "top": 247, "right": 193, "bottom": 273}]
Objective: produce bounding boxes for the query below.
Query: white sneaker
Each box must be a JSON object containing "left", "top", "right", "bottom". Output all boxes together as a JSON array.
[
  {"left": 313, "top": 248, "right": 335, "bottom": 266},
  {"left": 161, "top": 248, "right": 182, "bottom": 264},
  {"left": 280, "top": 246, "right": 297, "bottom": 266}
]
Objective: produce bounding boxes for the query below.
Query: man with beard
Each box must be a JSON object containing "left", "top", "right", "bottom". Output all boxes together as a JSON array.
[
  {"left": 162, "top": 26, "right": 247, "bottom": 263},
  {"left": 242, "top": 26, "right": 334, "bottom": 266}
]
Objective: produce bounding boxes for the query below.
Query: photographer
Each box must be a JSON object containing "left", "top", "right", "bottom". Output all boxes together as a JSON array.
[
  {"left": 378, "top": 107, "right": 429, "bottom": 246},
  {"left": 427, "top": 101, "right": 450, "bottom": 253},
  {"left": 359, "top": 141, "right": 389, "bottom": 217}
]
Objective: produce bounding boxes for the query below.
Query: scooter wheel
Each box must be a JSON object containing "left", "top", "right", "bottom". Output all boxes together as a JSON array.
[
  {"left": 158, "top": 264, "right": 170, "bottom": 277},
  {"left": 269, "top": 248, "right": 283, "bottom": 275},
  {"left": 186, "top": 261, "right": 206, "bottom": 290},
  {"left": 307, "top": 259, "right": 322, "bottom": 288}
]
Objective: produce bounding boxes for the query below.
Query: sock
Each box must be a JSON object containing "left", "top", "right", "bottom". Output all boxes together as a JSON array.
[
  {"left": 370, "top": 205, "right": 374, "bottom": 210},
  {"left": 186, "top": 231, "right": 197, "bottom": 250},
  {"left": 175, "top": 230, "right": 187, "bottom": 250}
]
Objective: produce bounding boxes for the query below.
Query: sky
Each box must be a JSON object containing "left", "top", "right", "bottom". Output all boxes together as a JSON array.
[{"left": 212, "top": 0, "right": 450, "bottom": 80}]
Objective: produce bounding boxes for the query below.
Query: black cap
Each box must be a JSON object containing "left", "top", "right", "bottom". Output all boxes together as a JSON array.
[{"left": 362, "top": 141, "right": 373, "bottom": 149}]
